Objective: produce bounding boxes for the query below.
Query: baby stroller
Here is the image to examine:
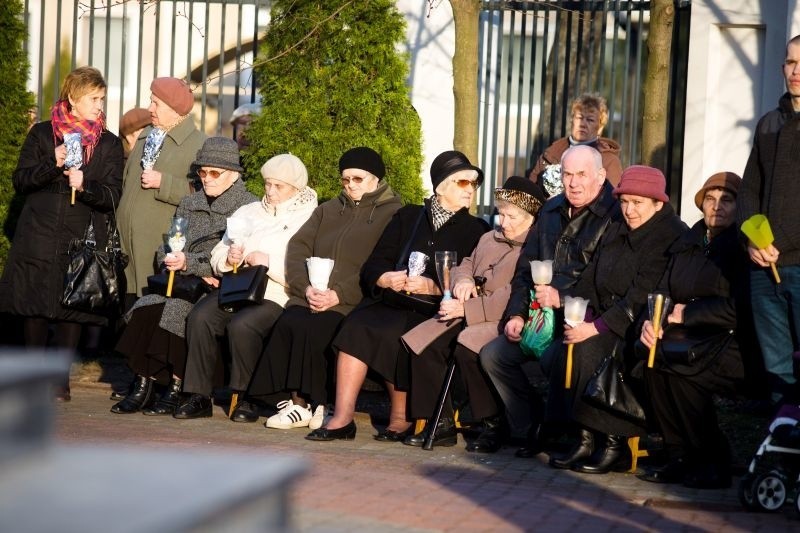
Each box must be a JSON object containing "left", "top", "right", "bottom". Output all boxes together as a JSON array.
[{"left": 738, "top": 404, "right": 800, "bottom": 513}]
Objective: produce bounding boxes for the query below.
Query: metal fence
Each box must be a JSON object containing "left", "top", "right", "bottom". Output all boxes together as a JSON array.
[
  {"left": 23, "top": 0, "right": 271, "bottom": 137},
  {"left": 475, "top": 0, "right": 691, "bottom": 216}
]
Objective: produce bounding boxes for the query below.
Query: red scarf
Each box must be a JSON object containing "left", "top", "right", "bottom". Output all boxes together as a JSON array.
[{"left": 50, "top": 99, "right": 105, "bottom": 164}]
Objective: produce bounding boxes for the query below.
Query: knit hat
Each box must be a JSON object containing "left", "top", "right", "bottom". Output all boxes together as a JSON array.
[
  {"left": 192, "top": 137, "right": 243, "bottom": 172},
  {"left": 260, "top": 153, "right": 308, "bottom": 189},
  {"left": 613, "top": 165, "right": 669, "bottom": 203},
  {"left": 693, "top": 171, "right": 741, "bottom": 210},
  {"left": 119, "top": 108, "right": 151, "bottom": 137},
  {"left": 495, "top": 176, "right": 546, "bottom": 217},
  {"left": 338, "top": 147, "right": 386, "bottom": 179},
  {"left": 430, "top": 150, "right": 484, "bottom": 192},
  {"left": 150, "top": 77, "right": 194, "bottom": 116}
]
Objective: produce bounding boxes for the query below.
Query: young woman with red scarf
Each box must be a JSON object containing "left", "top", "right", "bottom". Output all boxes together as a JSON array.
[{"left": 0, "top": 66, "right": 123, "bottom": 400}]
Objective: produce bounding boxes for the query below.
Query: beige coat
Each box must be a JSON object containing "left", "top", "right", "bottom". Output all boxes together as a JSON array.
[
  {"left": 117, "top": 119, "right": 207, "bottom": 295},
  {"left": 402, "top": 228, "right": 528, "bottom": 355}
]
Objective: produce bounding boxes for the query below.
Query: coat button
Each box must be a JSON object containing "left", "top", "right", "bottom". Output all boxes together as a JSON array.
[{"left": 427, "top": 240, "right": 434, "bottom": 247}]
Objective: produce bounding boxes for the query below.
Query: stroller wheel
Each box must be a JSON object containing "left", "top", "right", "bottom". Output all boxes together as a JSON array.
[
  {"left": 738, "top": 474, "right": 757, "bottom": 511},
  {"left": 752, "top": 471, "right": 787, "bottom": 512}
]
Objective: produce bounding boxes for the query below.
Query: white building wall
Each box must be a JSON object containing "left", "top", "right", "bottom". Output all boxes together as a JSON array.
[{"left": 682, "top": 0, "right": 799, "bottom": 223}]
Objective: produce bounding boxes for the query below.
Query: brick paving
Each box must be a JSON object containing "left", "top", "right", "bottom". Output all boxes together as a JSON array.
[{"left": 55, "top": 382, "right": 798, "bottom": 532}]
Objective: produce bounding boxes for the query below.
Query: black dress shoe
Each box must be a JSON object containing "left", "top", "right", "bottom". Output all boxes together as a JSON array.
[
  {"left": 111, "top": 375, "right": 155, "bottom": 414},
  {"left": 173, "top": 394, "right": 212, "bottom": 419},
  {"left": 305, "top": 421, "right": 357, "bottom": 441},
  {"left": 374, "top": 426, "right": 413, "bottom": 442},
  {"left": 549, "top": 428, "right": 594, "bottom": 469},
  {"left": 110, "top": 390, "right": 126, "bottom": 401},
  {"left": 467, "top": 416, "right": 507, "bottom": 454},
  {"left": 404, "top": 417, "right": 458, "bottom": 448},
  {"left": 231, "top": 400, "right": 260, "bottom": 423},
  {"left": 571, "top": 434, "right": 627, "bottom": 474},
  {"left": 637, "top": 459, "right": 687, "bottom": 484},
  {"left": 514, "top": 424, "right": 543, "bottom": 458},
  {"left": 142, "top": 378, "right": 183, "bottom": 416}
]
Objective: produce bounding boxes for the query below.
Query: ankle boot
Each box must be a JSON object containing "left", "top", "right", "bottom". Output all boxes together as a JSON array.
[
  {"left": 110, "top": 375, "right": 155, "bottom": 414},
  {"left": 466, "top": 415, "right": 507, "bottom": 453},
  {"left": 403, "top": 417, "right": 458, "bottom": 447},
  {"left": 549, "top": 428, "right": 594, "bottom": 469},
  {"left": 572, "top": 434, "right": 627, "bottom": 474},
  {"left": 515, "top": 424, "right": 543, "bottom": 458},
  {"left": 142, "top": 378, "right": 183, "bottom": 416}
]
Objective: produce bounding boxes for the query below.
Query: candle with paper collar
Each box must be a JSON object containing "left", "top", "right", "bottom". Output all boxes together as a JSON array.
[
  {"left": 563, "top": 295, "right": 589, "bottom": 389},
  {"left": 165, "top": 217, "right": 188, "bottom": 297}
]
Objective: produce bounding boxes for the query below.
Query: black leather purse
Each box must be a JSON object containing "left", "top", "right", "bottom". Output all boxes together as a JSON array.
[
  {"left": 146, "top": 271, "right": 210, "bottom": 303},
  {"left": 583, "top": 342, "right": 646, "bottom": 425},
  {"left": 62, "top": 210, "right": 129, "bottom": 315},
  {"left": 634, "top": 324, "right": 733, "bottom": 376},
  {"left": 218, "top": 265, "right": 269, "bottom": 312}
]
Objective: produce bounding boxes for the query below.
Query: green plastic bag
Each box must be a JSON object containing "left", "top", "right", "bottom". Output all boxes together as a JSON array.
[{"left": 520, "top": 289, "right": 555, "bottom": 359}]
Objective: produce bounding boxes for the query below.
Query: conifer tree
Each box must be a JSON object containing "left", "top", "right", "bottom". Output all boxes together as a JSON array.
[
  {"left": 246, "top": 0, "right": 424, "bottom": 203},
  {"left": 0, "top": 0, "right": 35, "bottom": 270}
]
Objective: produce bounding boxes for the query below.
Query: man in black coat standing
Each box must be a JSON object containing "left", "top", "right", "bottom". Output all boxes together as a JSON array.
[{"left": 475, "top": 145, "right": 620, "bottom": 455}]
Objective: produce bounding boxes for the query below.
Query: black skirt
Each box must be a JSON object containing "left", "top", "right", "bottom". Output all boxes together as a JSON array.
[
  {"left": 115, "top": 303, "right": 187, "bottom": 385},
  {"left": 248, "top": 305, "right": 345, "bottom": 405},
  {"left": 332, "top": 299, "right": 429, "bottom": 390}
]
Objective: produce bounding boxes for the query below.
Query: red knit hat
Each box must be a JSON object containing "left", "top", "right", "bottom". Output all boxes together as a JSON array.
[
  {"left": 150, "top": 77, "right": 194, "bottom": 116},
  {"left": 613, "top": 165, "right": 669, "bottom": 203}
]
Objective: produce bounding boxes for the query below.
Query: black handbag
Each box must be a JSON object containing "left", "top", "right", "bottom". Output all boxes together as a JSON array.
[
  {"left": 583, "top": 344, "right": 646, "bottom": 425},
  {"left": 62, "top": 210, "right": 129, "bottom": 315},
  {"left": 635, "top": 324, "right": 733, "bottom": 376},
  {"left": 380, "top": 207, "right": 442, "bottom": 317},
  {"left": 146, "top": 271, "right": 210, "bottom": 303},
  {"left": 218, "top": 265, "right": 269, "bottom": 311}
]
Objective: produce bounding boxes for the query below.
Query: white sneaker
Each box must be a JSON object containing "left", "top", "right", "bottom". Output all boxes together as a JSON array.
[
  {"left": 265, "top": 400, "right": 312, "bottom": 429},
  {"left": 308, "top": 405, "right": 326, "bottom": 430}
]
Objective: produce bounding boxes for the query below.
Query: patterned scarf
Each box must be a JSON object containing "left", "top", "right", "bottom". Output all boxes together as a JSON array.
[
  {"left": 430, "top": 195, "right": 456, "bottom": 231},
  {"left": 50, "top": 99, "right": 105, "bottom": 164}
]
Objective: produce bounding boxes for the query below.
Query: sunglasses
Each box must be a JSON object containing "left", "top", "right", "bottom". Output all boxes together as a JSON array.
[
  {"left": 340, "top": 175, "right": 370, "bottom": 185},
  {"left": 451, "top": 178, "right": 479, "bottom": 190},
  {"left": 197, "top": 169, "right": 230, "bottom": 180}
]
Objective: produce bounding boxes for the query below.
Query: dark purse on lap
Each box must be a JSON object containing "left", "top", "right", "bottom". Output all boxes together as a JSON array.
[
  {"left": 583, "top": 342, "right": 646, "bottom": 425},
  {"left": 146, "top": 271, "right": 209, "bottom": 303},
  {"left": 218, "top": 265, "right": 269, "bottom": 311},
  {"left": 634, "top": 324, "right": 733, "bottom": 376}
]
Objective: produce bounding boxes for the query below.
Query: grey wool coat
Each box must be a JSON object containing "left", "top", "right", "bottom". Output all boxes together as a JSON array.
[
  {"left": 128, "top": 178, "right": 257, "bottom": 338},
  {"left": 117, "top": 119, "right": 207, "bottom": 296}
]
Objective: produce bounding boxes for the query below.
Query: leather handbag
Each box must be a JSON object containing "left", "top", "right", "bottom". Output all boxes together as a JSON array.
[
  {"left": 634, "top": 324, "right": 733, "bottom": 376},
  {"left": 146, "top": 271, "right": 210, "bottom": 303},
  {"left": 218, "top": 265, "right": 268, "bottom": 311},
  {"left": 583, "top": 344, "right": 646, "bottom": 425},
  {"left": 62, "top": 211, "right": 129, "bottom": 315}
]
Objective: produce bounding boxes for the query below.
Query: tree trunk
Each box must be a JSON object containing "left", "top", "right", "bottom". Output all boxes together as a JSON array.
[
  {"left": 449, "top": 0, "right": 481, "bottom": 166},
  {"left": 641, "top": 0, "right": 674, "bottom": 171}
]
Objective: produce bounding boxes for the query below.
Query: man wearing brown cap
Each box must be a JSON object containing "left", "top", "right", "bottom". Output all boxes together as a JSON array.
[{"left": 117, "top": 77, "right": 207, "bottom": 302}]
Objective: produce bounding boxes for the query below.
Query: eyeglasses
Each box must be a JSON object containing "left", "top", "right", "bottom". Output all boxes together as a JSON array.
[
  {"left": 197, "top": 169, "right": 229, "bottom": 180},
  {"left": 451, "top": 178, "right": 479, "bottom": 190},
  {"left": 340, "top": 175, "right": 370, "bottom": 185}
]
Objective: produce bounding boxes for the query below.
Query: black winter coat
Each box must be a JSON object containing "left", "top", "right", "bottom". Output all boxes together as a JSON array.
[
  {"left": 0, "top": 122, "right": 123, "bottom": 325},
  {"left": 361, "top": 199, "right": 490, "bottom": 297},
  {"left": 504, "top": 181, "right": 620, "bottom": 320}
]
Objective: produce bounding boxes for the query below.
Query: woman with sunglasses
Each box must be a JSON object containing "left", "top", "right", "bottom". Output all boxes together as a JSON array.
[
  {"left": 307, "top": 150, "right": 490, "bottom": 441},
  {"left": 110, "top": 137, "right": 257, "bottom": 414},
  {"left": 240, "top": 147, "right": 402, "bottom": 428}
]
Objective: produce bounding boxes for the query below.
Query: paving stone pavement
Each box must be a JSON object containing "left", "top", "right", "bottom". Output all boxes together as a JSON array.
[{"left": 55, "top": 383, "right": 799, "bottom": 532}]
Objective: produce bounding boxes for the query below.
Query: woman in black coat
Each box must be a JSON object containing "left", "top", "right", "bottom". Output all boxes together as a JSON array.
[
  {"left": 306, "top": 151, "right": 489, "bottom": 442},
  {"left": 638, "top": 172, "right": 758, "bottom": 489},
  {"left": 540, "top": 166, "right": 686, "bottom": 474},
  {"left": 0, "top": 67, "right": 123, "bottom": 400}
]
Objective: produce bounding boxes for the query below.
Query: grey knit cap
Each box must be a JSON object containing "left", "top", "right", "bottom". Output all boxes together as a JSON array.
[{"left": 192, "top": 136, "right": 244, "bottom": 172}]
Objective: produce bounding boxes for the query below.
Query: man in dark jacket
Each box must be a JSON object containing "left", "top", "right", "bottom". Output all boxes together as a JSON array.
[
  {"left": 476, "top": 145, "right": 620, "bottom": 455},
  {"left": 736, "top": 34, "right": 800, "bottom": 407}
]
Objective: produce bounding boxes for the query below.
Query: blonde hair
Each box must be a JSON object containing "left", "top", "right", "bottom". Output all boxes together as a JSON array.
[
  {"left": 59, "top": 66, "right": 107, "bottom": 102},
  {"left": 571, "top": 93, "right": 609, "bottom": 133}
]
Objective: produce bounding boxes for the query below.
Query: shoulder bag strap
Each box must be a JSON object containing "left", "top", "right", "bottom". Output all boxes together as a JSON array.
[{"left": 395, "top": 207, "right": 427, "bottom": 270}]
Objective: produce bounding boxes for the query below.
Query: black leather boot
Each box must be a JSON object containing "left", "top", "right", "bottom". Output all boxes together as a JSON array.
[
  {"left": 548, "top": 428, "right": 594, "bottom": 469},
  {"left": 403, "top": 417, "right": 458, "bottom": 447},
  {"left": 466, "top": 415, "right": 507, "bottom": 453},
  {"left": 515, "top": 424, "right": 543, "bottom": 458},
  {"left": 142, "top": 378, "right": 183, "bottom": 416},
  {"left": 572, "top": 434, "right": 627, "bottom": 474},
  {"left": 110, "top": 375, "right": 155, "bottom": 414}
]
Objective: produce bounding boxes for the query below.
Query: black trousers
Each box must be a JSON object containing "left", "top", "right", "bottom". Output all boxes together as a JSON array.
[{"left": 183, "top": 290, "right": 284, "bottom": 395}]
